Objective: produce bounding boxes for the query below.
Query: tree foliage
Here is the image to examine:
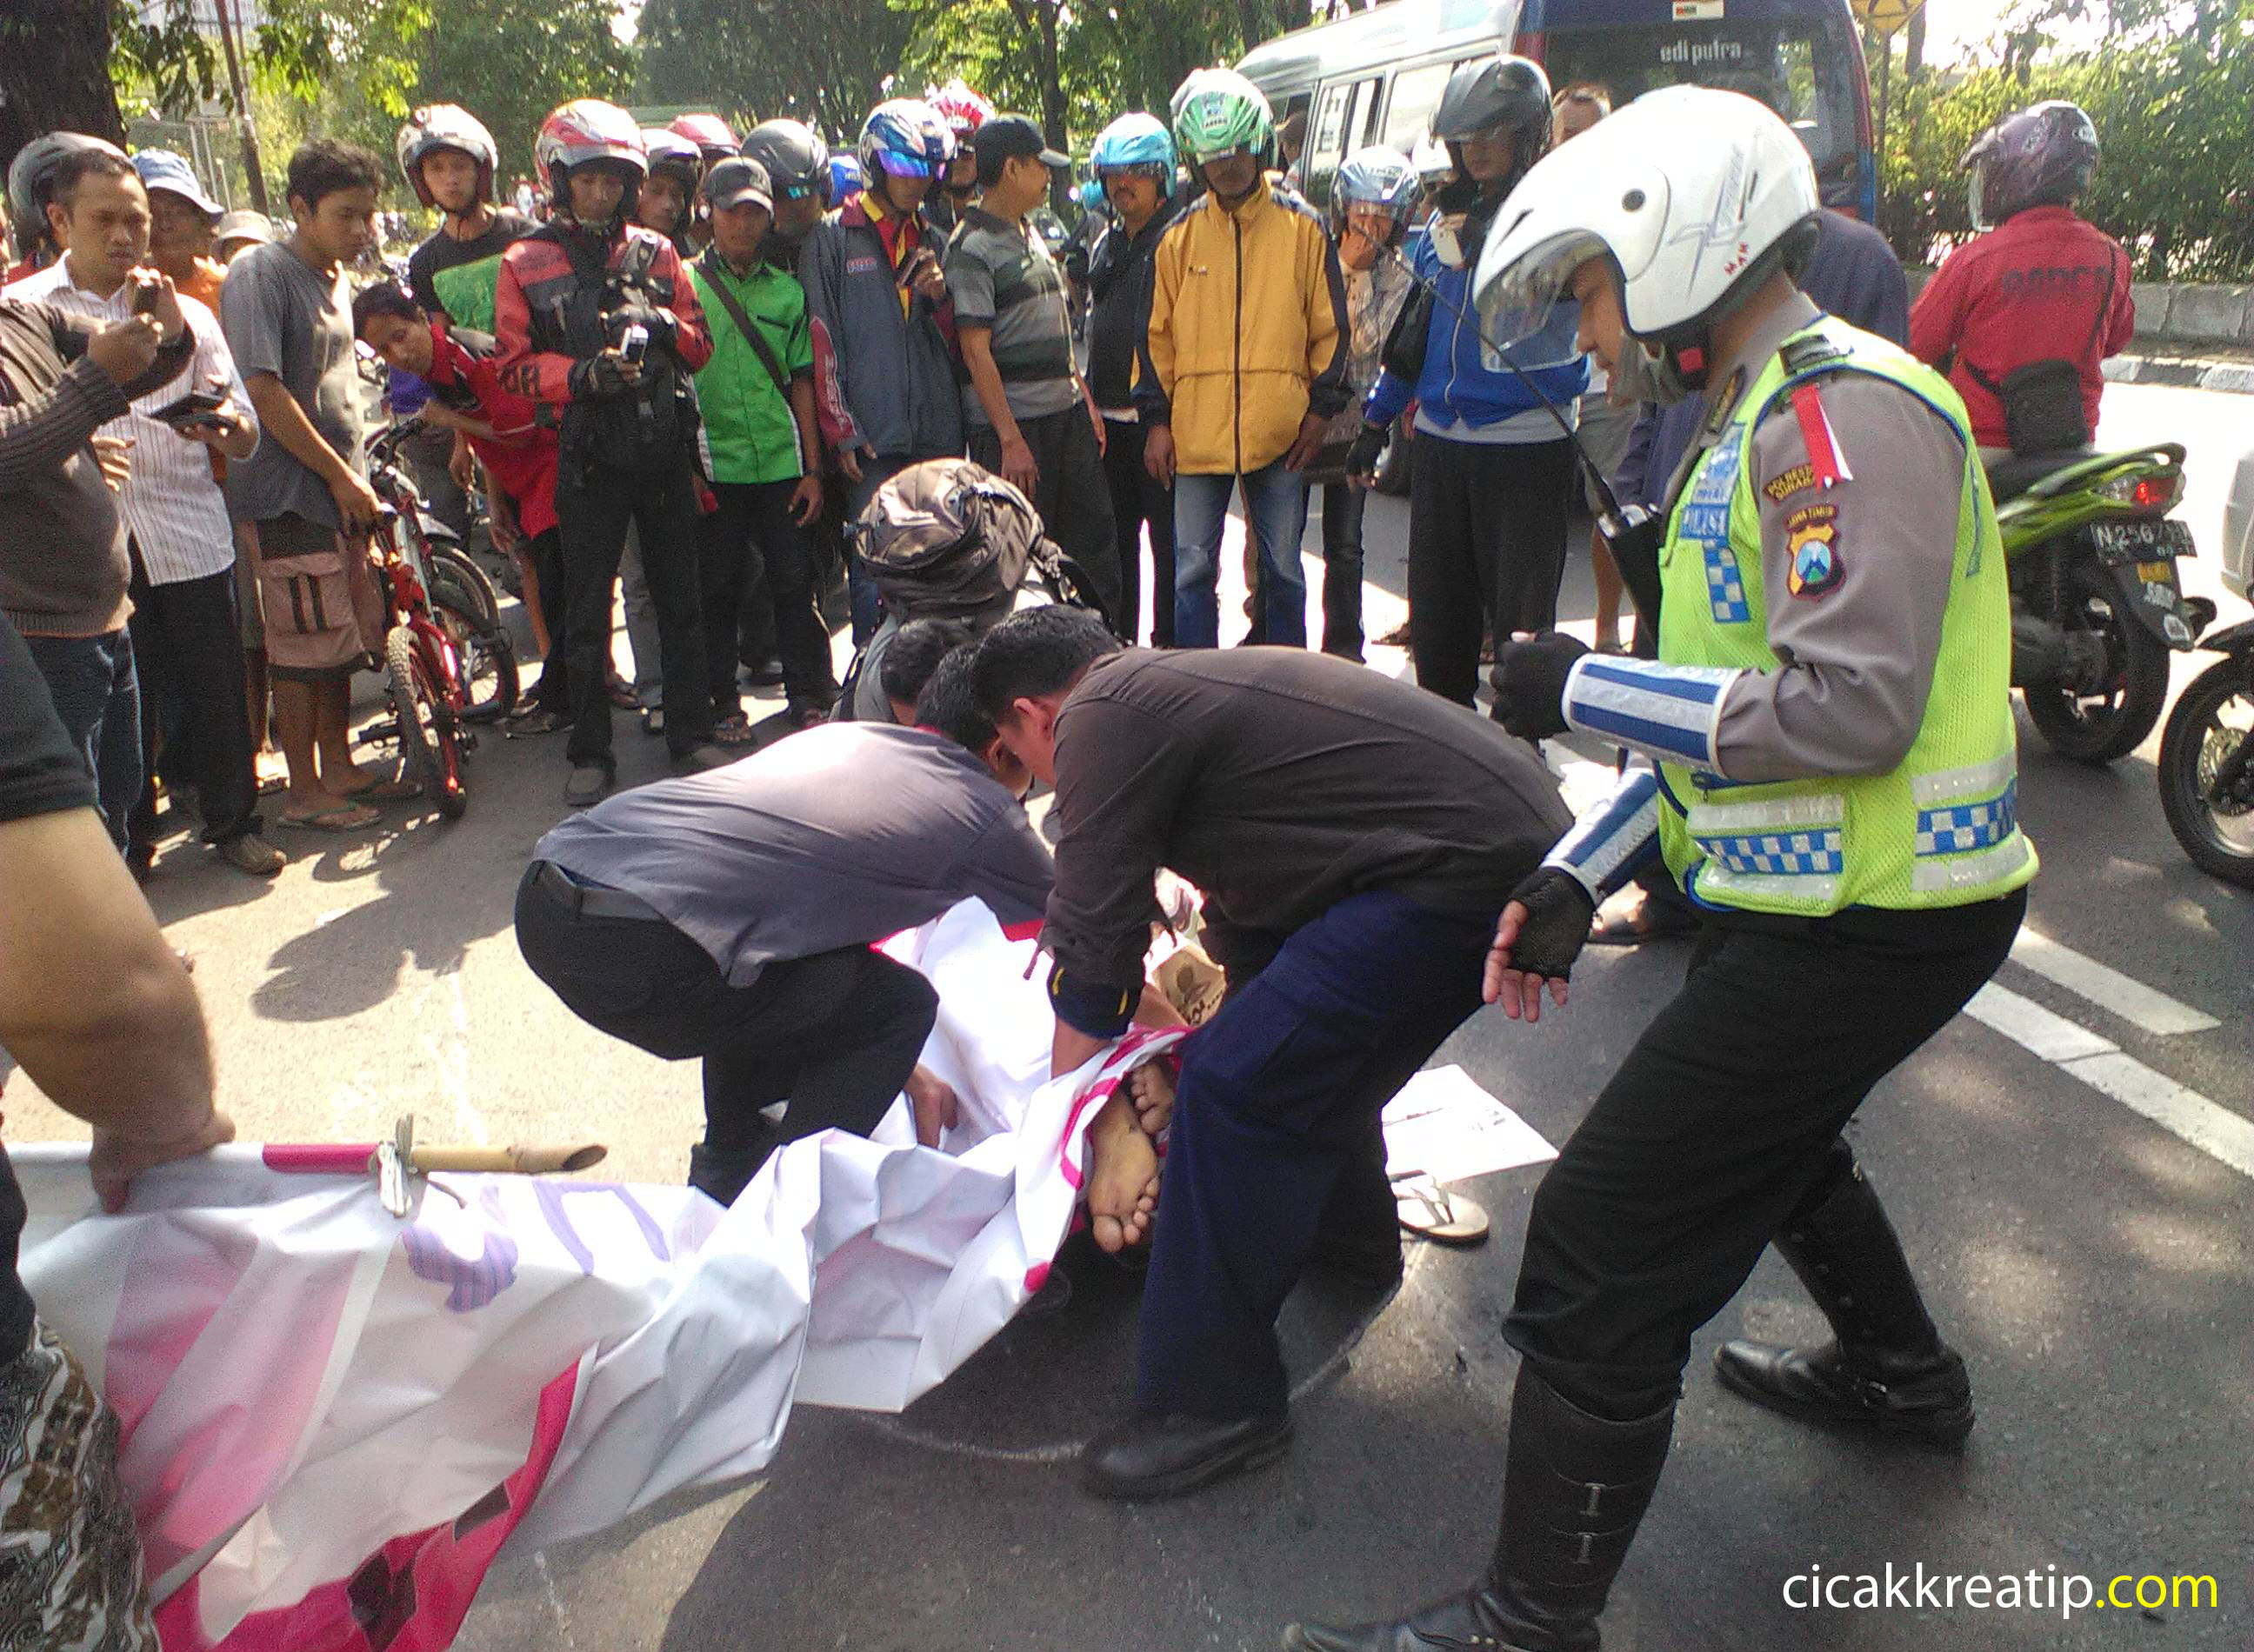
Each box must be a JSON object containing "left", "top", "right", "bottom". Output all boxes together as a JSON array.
[
  {"left": 637, "top": 0, "right": 918, "bottom": 140},
  {"left": 1879, "top": 2, "right": 2254, "bottom": 280}
]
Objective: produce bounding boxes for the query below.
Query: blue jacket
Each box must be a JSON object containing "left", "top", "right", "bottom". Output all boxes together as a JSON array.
[{"left": 1363, "top": 223, "right": 1588, "bottom": 438}]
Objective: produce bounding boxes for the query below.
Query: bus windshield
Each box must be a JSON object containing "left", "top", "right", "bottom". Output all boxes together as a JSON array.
[{"left": 1541, "top": 18, "right": 1864, "bottom": 206}]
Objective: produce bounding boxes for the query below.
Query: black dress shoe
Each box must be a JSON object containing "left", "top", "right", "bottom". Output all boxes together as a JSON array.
[
  {"left": 1082, "top": 1410, "right": 1291, "bottom": 1501},
  {"left": 1713, "top": 1338, "right": 1972, "bottom": 1449},
  {"left": 1285, "top": 1589, "right": 1536, "bottom": 1652}
]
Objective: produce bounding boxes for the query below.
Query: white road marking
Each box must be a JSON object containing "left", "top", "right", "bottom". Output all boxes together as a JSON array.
[
  {"left": 1964, "top": 983, "right": 2119, "bottom": 1062},
  {"left": 1966, "top": 984, "right": 2254, "bottom": 1182},
  {"left": 2008, "top": 927, "right": 2220, "bottom": 1036}
]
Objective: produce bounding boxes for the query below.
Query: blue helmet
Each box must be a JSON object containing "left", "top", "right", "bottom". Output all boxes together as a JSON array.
[
  {"left": 1333, "top": 145, "right": 1421, "bottom": 225},
  {"left": 828, "top": 152, "right": 864, "bottom": 202},
  {"left": 858, "top": 98, "right": 954, "bottom": 191},
  {"left": 1090, "top": 112, "right": 1176, "bottom": 196}
]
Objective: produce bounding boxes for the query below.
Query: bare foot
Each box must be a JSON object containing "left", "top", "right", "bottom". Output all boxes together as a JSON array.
[
  {"left": 904, "top": 1064, "right": 960, "bottom": 1148},
  {"left": 1085, "top": 1089, "right": 1159, "bottom": 1254},
  {"left": 1127, "top": 1060, "right": 1175, "bottom": 1139}
]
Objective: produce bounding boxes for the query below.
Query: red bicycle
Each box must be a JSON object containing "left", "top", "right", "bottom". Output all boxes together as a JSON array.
[{"left": 364, "top": 421, "right": 517, "bottom": 818}]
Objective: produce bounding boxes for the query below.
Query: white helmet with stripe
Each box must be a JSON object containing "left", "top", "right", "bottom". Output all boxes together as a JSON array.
[{"left": 1473, "top": 85, "right": 1821, "bottom": 392}]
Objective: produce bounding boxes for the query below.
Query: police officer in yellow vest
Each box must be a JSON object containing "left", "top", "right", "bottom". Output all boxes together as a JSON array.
[{"left": 1285, "top": 88, "right": 2035, "bottom": 1652}]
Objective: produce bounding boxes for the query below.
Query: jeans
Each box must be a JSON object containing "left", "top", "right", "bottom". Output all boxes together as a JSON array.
[
  {"left": 1406, "top": 433, "right": 1579, "bottom": 705},
  {"left": 1100, "top": 418, "right": 1174, "bottom": 647},
  {"left": 618, "top": 525, "right": 663, "bottom": 709},
  {"left": 1172, "top": 461, "right": 1310, "bottom": 649},
  {"left": 23, "top": 628, "right": 141, "bottom": 852},
  {"left": 514, "top": 863, "right": 938, "bottom": 1158},
  {"left": 124, "top": 563, "right": 261, "bottom": 850},
  {"left": 1505, "top": 891, "right": 2025, "bottom": 1420},
  {"left": 697, "top": 480, "right": 840, "bottom": 716},
  {"left": 844, "top": 456, "right": 917, "bottom": 645},
  {"left": 1317, "top": 481, "right": 1366, "bottom": 661},
  {"left": 1134, "top": 889, "right": 1498, "bottom": 1419},
  {"left": 968, "top": 409, "right": 1123, "bottom": 631},
  {"left": 555, "top": 457, "right": 712, "bottom": 769}
]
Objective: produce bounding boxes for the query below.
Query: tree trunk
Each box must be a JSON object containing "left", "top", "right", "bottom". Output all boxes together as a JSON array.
[
  {"left": 1904, "top": 3, "right": 1926, "bottom": 82},
  {"left": 0, "top": 0, "right": 127, "bottom": 185}
]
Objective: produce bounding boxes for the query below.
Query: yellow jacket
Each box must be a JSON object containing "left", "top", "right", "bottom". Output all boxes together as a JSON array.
[{"left": 1138, "top": 178, "right": 1351, "bottom": 476}]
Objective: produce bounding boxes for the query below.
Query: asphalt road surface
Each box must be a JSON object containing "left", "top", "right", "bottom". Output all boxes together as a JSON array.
[{"left": 6, "top": 383, "right": 2250, "bottom": 1651}]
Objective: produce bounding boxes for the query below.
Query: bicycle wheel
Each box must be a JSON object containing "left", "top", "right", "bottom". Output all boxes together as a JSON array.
[
  {"left": 428, "top": 546, "right": 502, "bottom": 633},
  {"left": 433, "top": 592, "right": 520, "bottom": 724},
  {"left": 385, "top": 624, "right": 467, "bottom": 819}
]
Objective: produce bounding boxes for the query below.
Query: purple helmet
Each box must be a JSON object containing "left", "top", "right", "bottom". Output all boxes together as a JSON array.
[{"left": 1961, "top": 101, "right": 2099, "bottom": 230}]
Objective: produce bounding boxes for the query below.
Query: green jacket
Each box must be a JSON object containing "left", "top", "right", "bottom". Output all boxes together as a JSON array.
[{"left": 689, "top": 253, "right": 812, "bottom": 486}]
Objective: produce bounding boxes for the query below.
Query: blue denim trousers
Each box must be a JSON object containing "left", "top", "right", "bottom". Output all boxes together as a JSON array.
[
  {"left": 22, "top": 627, "right": 141, "bottom": 852},
  {"left": 1171, "top": 461, "right": 1310, "bottom": 649}
]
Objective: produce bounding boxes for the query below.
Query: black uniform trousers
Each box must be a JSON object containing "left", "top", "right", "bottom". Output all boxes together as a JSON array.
[
  {"left": 555, "top": 456, "right": 713, "bottom": 769},
  {"left": 697, "top": 479, "right": 839, "bottom": 717},
  {"left": 1135, "top": 889, "right": 1499, "bottom": 1422},
  {"left": 1099, "top": 417, "right": 1175, "bottom": 647},
  {"left": 1407, "top": 433, "right": 1579, "bottom": 706},
  {"left": 1504, "top": 888, "right": 2026, "bottom": 1422},
  {"left": 969, "top": 409, "right": 1124, "bottom": 629},
  {"left": 514, "top": 863, "right": 937, "bottom": 1156},
  {"left": 124, "top": 562, "right": 261, "bottom": 852},
  {"left": 526, "top": 526, "right": 570, "bottom": 713}
]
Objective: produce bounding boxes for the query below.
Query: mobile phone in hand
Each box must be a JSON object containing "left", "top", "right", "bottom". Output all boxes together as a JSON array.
[
  {"left": 620, "top": 323, "right": 650, "bottom": 365},
  {"left": 151, "top": 390, "right": 226, "bottom": 430},
  {"left": 130, "top": 277, "right": 162, "bottom": 316}
]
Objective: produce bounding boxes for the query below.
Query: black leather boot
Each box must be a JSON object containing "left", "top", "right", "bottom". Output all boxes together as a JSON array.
[
  {"left": 1713, "top": 1143, "right": 1973, "bottom": 1449},
  {"left": 1284, "top": 1369, "right": 1676, "bottom": 1652}
]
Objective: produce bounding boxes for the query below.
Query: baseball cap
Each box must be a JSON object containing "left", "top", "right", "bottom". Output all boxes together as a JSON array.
[
  {"left": 214, "top": 209, "right": 275, "bottom": 249},
  {"left": 972, "top": 114, "right": 1070, "bottom": 171},
  {"left": 131, "top": 149, "right": 222, "bottom": 218},
  {"left": 703, "top": 157, "right": 774, "bottom": 213}
]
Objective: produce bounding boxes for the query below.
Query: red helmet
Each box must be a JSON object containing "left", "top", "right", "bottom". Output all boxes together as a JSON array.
[
  {"left": 537, "top": 101, "right": 645, "bottom": 221},
  {"left": 668, "top": 112, "right": 739, "bottom": 161},
  {"left": 1961, "top": 101, "right": 2100, "bottom": 230},
  {"left": 927, "top": 80, "right": 995, "bottom": 141}
]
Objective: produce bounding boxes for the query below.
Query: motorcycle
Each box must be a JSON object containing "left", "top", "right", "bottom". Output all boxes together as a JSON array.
[
  {"left": 2155, "top": 463, "right": 2254, "bottom": 886},
  {"left": 1991, "top": 443, "right": 2204, "bottom": 764}
]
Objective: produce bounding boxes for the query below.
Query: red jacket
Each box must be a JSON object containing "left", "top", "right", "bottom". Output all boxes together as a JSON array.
[
  {"left": 1909, "top": 206, "right": 2134, "bottom": 450},
  {"left": 420, "top": 322, "right": 561, "bottom": 538},
  {"left": 493, "top": 221, "right": 712, "bottom": 407}
]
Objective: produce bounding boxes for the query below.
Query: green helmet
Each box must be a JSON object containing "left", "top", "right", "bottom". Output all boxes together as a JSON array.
[{"left": 1170, "top": 69, "right": 1273, "bottom": 163}]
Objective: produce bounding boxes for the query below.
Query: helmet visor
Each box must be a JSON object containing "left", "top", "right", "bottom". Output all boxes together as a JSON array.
[
  {"left": 874, "top": 149, "right": 938, "bottom": 179},
  {"left": 1475, "top": 226, "right": 1607, "bottom": 347},
  {"left": 1966, "top": 160, "right": 1994, "bottom": 232}
]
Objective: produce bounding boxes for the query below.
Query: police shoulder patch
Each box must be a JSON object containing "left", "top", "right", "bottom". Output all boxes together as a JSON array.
[
  {"left": 1762, "top": 462, "right": 1816, "bottom": 504},
  {"left": 1784, "top": 503, "right": 1843, "bottom": 600}
]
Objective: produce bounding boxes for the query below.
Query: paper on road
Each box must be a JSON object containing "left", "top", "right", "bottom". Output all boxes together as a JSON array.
[{"left": 1383, "top": 1064, "right": 1557, "bottom": 1184}]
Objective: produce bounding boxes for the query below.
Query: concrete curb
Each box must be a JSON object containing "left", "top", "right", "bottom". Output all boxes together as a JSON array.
[{"left": 2103, "top": 355, "right": 2254, "bottom": 395}]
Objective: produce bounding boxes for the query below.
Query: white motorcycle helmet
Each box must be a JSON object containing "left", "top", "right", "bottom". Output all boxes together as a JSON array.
[{"left": 1473, "top": 85, "right": 1822, "bottom": 400}]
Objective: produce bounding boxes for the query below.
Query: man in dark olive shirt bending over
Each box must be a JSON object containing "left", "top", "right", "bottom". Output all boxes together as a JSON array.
[{"left": 971, "top": 608, "right": 1573, "bottom": 1500}]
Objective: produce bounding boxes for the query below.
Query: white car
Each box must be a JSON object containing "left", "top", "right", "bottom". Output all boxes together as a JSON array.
[{"left": 2224, "top": 440, "right": 2254, "bottom": 601}]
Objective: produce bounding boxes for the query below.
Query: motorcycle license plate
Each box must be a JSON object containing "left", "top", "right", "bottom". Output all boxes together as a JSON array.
[{"left": 2090, "top": 519, "right": 2195, "bottom": 563}]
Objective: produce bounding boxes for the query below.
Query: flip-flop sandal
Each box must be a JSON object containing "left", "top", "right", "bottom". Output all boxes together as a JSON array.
[
  {"left": 1393, "top": 1174, "right": 1490, "bottom": 1247},
  {"left": 606, "top": 676, "right": 641, "bottom": 709},
  {"left": 711, "top": 715, "right": 757, "bottom": 747},
  {"left": 277, "top": 802, "right": 380, "bottom": 833},
  {"left": 1587, "top": 905, "right": 1702, "bottom": 946},
  {"left": 503, "top": 707, "right": 570, "bottom": 736}
]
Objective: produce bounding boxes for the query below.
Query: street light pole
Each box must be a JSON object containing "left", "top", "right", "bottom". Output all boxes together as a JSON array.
[{"left": 211, "top": 0, "right": 269, "bottom": 216}]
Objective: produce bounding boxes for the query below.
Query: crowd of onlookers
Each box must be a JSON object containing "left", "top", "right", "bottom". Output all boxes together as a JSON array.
[{"left": 0, "top": 65, "right": 1673, "bottom": 859}]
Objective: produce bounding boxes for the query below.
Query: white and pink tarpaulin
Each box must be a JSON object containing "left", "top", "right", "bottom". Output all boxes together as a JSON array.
[{"left": 14, "top": 901, "right": 1181, "bottom": 1652}]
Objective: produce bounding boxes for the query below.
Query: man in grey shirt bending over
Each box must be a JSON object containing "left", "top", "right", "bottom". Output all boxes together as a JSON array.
[{"left": 518, "top": 655, "right": 1061, "bottom": 1206}]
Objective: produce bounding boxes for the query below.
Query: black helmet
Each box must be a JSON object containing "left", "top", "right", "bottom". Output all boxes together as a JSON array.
[
  {"left": 740, "top": 119, "right": 832, "bottom": 207},
  {"left": 1431, "top": 53, "right": 1552, "bottom": 182},
  {"left": 1960, "top": 100, "right": 2100, "bottom": 230},
  {"left": 8, "top": 131, "right": 129, "bottom": 254}
]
